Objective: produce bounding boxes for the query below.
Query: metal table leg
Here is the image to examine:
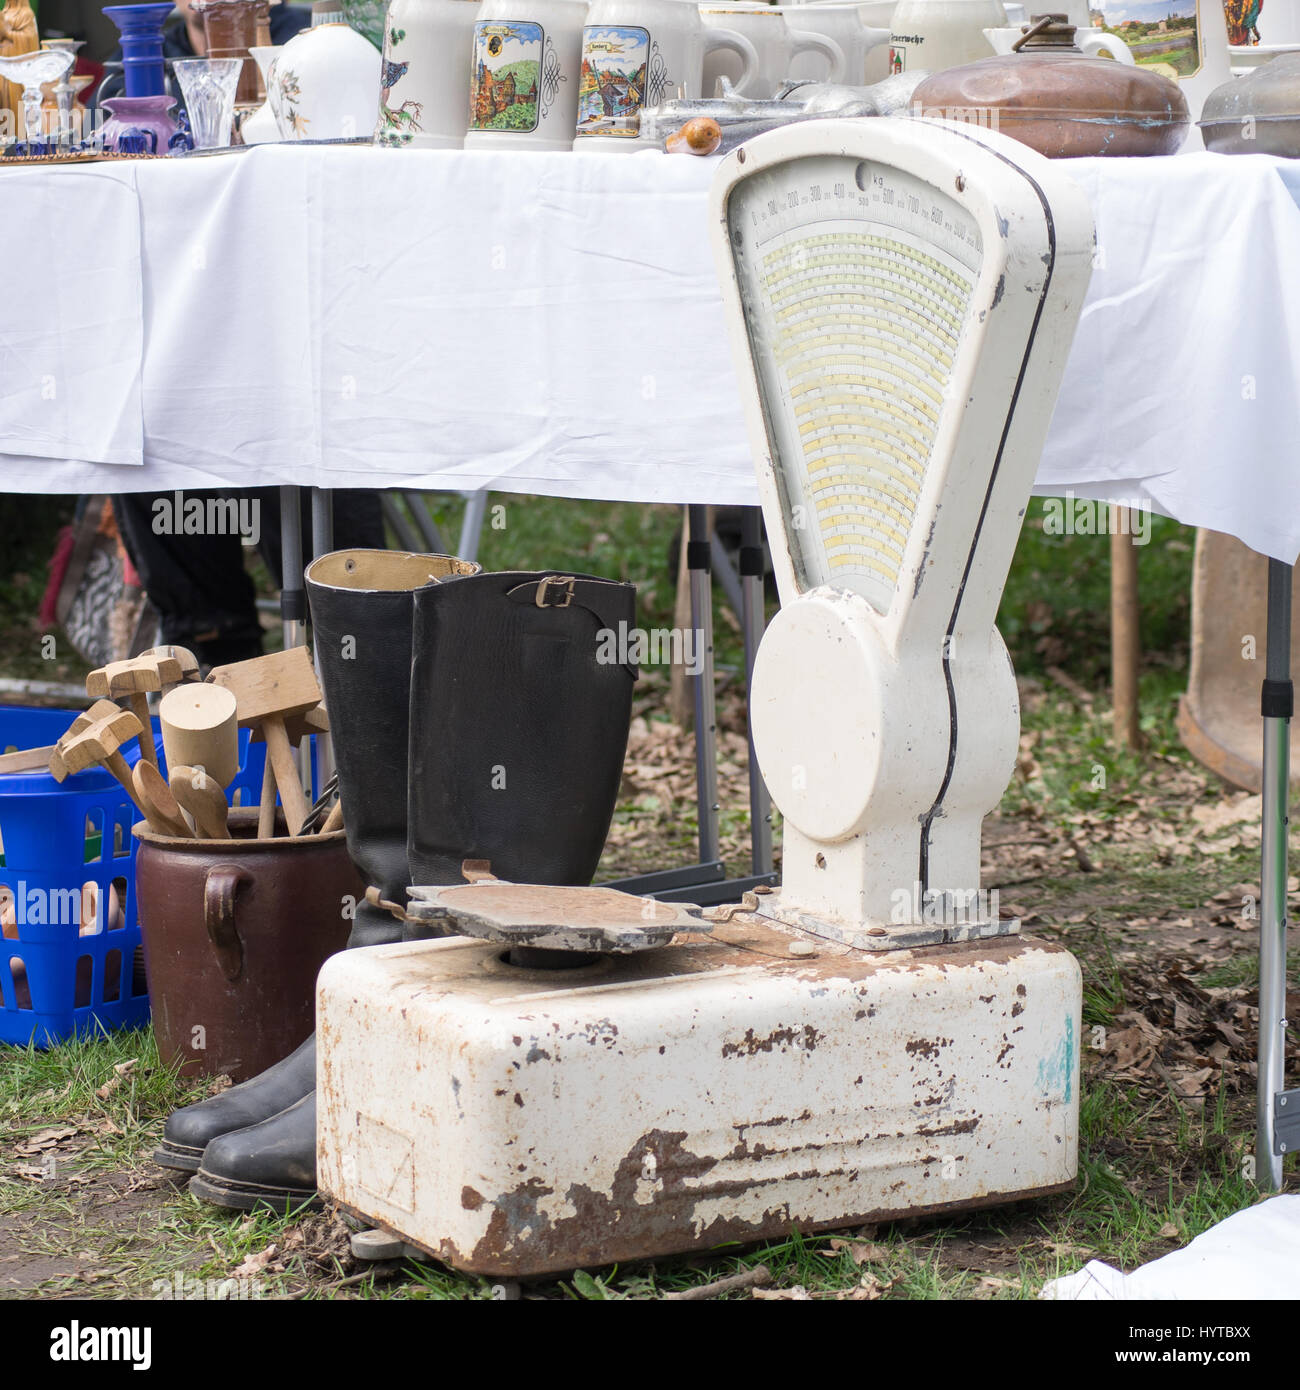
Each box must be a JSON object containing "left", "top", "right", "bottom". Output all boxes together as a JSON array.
[
  {"left": 1258, "top": 558, "right": 1293, "bottom": 1190},
  {"left": 279, "top": 486, "right": 306, "bottom": 653},
  {"left": 458, "top": 490, "right": 489, "bottom": 565},
  {"left": 310, "top": 488, "right": 336, "bottom": 796},
  {"left": 688, "top": 503, "right": 721, "bottom": 870},
  {"left": 740, "top": 507, "right": 772, "bottom": 877},
  {"left": 606, "top": 505, "right": 776, "bottom": 905}
]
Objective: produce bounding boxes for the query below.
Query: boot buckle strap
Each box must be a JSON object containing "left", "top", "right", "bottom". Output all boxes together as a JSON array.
[{"left": 535, "top": 575, "right": 576, "bottom": 609}]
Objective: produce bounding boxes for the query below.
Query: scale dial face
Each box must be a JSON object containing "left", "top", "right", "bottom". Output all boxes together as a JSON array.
[{"left": 727, "top": 154, "right": 983, "bottom": 612}]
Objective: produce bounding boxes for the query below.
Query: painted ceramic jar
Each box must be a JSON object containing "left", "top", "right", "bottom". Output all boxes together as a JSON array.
[
  {"left": 462, "top": 0, "right": 588, "bottom": 151},
  {"left": 375, "top": 0, "right": 479, "bottom": 147},
  {"left": 573, "top": 0, "right": 758, "bottom": 147},
  {"left": 270, "top": 12, "right": 382, "bottom": 139},
  {"left": 1085, "top": 0, "right": 1230, "bottom": 146}
]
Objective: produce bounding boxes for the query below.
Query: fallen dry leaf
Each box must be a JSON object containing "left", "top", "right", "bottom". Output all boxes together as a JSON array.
[
  {"left": 828, "top": 1239, "right": 892, "bottom": 1267},
  {"left": 231, "top": 1244, "right": 278, "bottom": 1278}
]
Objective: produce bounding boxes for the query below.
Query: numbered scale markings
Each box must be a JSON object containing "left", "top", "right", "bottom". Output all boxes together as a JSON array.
[{"left": 728, "top": 155, "right": 983, "bottom": 612}]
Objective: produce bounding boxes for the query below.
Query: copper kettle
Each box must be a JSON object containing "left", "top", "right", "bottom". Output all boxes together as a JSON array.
[{"left": 912, "top": 13, "right": 1190, "bottom": 158}]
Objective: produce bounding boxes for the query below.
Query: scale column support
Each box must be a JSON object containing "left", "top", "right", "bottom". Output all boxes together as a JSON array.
[
  {"left": 740, "top": 507, "right": 772, "bottom": 876},
  {"left": 1258, "top": 557, "right": 1293, "bottom": 1191},
  {"left": 688, "top": 505, "right": 721, "bottom": 868}
]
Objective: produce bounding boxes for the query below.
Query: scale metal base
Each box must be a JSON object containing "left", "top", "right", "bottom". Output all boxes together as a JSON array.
[{"left": 317, "top": 911, "right": 1080, "bottom": 1278}]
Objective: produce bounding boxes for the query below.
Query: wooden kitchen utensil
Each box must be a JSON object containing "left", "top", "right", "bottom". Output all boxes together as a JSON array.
[
  {"left": 48, "top": 708, "right": 148, "bottom": 817},
  {"left": 132, "top": 759, "right": 193, "bottom": 838},
  {"left": 142, "top": 644, "right": 202, "bottom": 692},
  {"left": 0, "top": 744, "right": 58, "bottom": 774},
  {"left": 86, "top": 653, "right": 185, "bottom": 768},
  {"left": 160, "top": 682, "right": 240, "bottom": 789},
  {"left": 47, "top": 699, "right": 141, "bottom": 779},
  {"left": 208, "top": 647, "right": 321, "bottom": 838},
  {"left": 170, "top": 765, "right": 231, "bottom": 839},
  {"left": 250, "top": 704, "right": 328, "bottom": 836}
]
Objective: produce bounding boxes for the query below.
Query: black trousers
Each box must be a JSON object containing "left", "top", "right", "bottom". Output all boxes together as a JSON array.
[{"left": 114, "top": 488, "right": 385, "bottom": 668}]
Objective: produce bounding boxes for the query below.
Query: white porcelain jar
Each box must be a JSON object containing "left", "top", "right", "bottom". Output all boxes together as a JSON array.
[
  {"left": 269, "top": 10, "right": 382, "bottom": 140},
  {"left": 462, "top": 0, "right": 589, "bottom": 151},
  {"left": 239, "top": 44, "right": 282, "bottom": 143},
  {"left": 376, "top": 0, "right": 481, "bottom": 146}
]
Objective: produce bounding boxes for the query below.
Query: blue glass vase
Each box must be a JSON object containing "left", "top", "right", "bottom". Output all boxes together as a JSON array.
[{"left": 104, "top": 3, "right": 176, "bottom": 98}]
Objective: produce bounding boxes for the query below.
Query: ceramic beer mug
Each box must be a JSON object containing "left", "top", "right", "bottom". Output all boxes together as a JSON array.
[
  {"left": 801, "top": 0, "right": 897, "bottom": 80},
  {"left": 778, "top": 4, "right": 890, "bottom": 83},
  {"left": 701, "top": 2, "right": 848, "bottom": 97},
  {"left": 376, "top": 0, "right": 480, "bottom": 146},
  {"left": 886, "top": 0, "right": 1007, "bottom": 75},
  {"left": 574, "top": 0, "right": 759, "bottom": 146},
  {"left": 463, "top": 0, "right": 589, "bottom": 151}
]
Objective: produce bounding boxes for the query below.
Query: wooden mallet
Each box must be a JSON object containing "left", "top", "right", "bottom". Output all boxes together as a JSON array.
[
  {"left": 49, "top": 708, "right": 149, "bottom": 819},
  {"left": 7, "top": 698, "right": 123, "bottom": 776},
  {"left": 250, "top": 704, "right": 328, "bottom": 837},
  {"left": 86, "top": 653, "right": 185, "bottom": 769},
  {"left": 208, "top": 648, "right": 321, "bottom": 839},
  {"left": 141, "top": 644, "right": 202, "bottom": 691},
  {"left": 47, "top": 699, "right": 139, "bottom": 781},
  {"left": 160, "top": 682, "right": 240, "bottom": 791}
]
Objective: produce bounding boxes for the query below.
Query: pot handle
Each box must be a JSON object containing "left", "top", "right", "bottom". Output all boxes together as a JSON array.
[{"left": 204, "top": 864, "right": 249, "bottom": 982}]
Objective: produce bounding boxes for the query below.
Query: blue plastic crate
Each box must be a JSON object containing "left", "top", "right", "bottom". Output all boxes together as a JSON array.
[{"left": 0, "top": 706, "right": 276, "bottom": 1048}]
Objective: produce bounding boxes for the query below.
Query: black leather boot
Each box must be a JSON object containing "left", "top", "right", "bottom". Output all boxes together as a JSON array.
[
  {"left": 188, "top": 565, "right": 635, "bottom": 1212},
  {"left": 168, "top": 551, "right": 476, "bottom": 1199},
  {"left": 408, "top": 571, "right": 638, "bottom": 887}
]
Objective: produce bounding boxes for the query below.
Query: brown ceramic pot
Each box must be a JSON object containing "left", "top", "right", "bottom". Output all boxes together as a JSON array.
[
  {"left": 134, "top": 808, "right": 360, "bottom": 1080},
  {"left": 913, "top": 13, "right": 1189, "bottom": 158}
]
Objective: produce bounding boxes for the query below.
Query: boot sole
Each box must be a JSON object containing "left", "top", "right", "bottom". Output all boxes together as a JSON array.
[
  {"left": 154, "top": 1141, "right": 205, "bottom": 1174},
  {"left": 189, "top": 1171, "right": 321, "bottom": 1214}
]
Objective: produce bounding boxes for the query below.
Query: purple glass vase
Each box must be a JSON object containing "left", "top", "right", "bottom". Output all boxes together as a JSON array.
[
  {"left": 100, "top": 94, "right": 180, "bottom": 153},
  {"left": 104, "top": 3, "right": 177, "bottom": 98}
]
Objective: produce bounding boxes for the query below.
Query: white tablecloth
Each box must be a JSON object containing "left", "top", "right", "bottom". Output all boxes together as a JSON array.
[{"left": 3, "top": 142, "right": 1299, "bottom": 562}]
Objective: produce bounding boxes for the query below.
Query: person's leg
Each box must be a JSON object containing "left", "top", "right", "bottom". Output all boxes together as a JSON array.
[{"left": 114, "top": 491, "right": 263, "bottom": 667}]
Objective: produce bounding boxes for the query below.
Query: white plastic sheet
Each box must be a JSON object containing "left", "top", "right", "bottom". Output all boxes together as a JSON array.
[{"left": 1041, "top": 1196, "right": 1300, "bottom": 1300}]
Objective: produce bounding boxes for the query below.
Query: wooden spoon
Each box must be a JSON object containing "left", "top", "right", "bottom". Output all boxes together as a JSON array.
[
  {"left": 170, "top": 765, "right": 231, "bottom": 840},
  {"left": 131, "top": 759, "right": 192, "bottom": 838}
]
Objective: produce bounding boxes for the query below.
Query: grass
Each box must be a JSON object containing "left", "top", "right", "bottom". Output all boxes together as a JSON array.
[{"left": 0, "top": 493, "right": 1288, "bottom": 1299}]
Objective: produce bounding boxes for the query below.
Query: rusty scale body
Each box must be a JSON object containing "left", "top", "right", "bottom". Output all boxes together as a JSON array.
[{"left": 317, "top": 117, "right": 1094, "bottom": 1277}]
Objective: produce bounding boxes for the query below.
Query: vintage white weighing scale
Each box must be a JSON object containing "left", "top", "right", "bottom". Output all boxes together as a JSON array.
[{"left": 317, "top": 117, "right": 1095, "bottom": 1278}]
